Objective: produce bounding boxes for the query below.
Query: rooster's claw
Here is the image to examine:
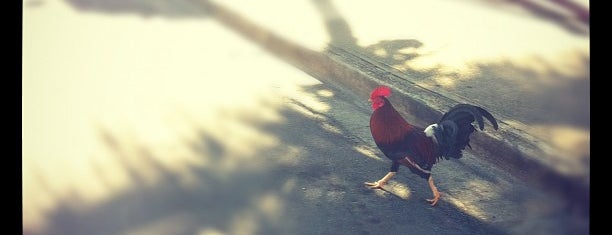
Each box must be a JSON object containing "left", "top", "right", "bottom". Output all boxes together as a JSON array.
[
  {"left": 426, "top": 193, "right": 441, "bottom": 206},
  {"left": 364, "top": 181, "right": 385, "bottom": 189}
]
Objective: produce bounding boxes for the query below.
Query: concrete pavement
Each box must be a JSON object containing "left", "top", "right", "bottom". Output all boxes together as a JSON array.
[{"left": 23, "top": 0, "right": 589, "bottom": 234}]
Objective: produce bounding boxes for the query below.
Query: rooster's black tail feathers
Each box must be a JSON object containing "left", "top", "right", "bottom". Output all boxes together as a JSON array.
[{"left": 434, "top": 104, "right": 498, "bottom": 159}]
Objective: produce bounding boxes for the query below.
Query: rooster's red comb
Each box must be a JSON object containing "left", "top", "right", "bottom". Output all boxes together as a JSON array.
[{"left": 370, "top": 85, "right": 392, "bottom": 99}]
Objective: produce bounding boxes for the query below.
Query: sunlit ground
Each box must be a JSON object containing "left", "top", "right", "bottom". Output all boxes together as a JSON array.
[
  {"left": 23, "top": 1, "right": 330, "bottom": 233},
  {"left": 24, "top": 0, "right": 588, "bottom": 234}
]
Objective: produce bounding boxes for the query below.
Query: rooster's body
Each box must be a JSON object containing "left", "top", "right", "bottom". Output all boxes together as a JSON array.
[{"left": 365, "top": 86, "right": 498, "bottom": 206}]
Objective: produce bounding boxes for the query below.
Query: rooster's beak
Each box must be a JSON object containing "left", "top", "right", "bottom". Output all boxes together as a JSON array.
[{"left": 368, "top": 98, "right": 372, "bottom": 102}]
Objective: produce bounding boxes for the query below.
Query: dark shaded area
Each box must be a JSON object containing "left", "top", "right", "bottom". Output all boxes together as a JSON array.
[
  {"left": 28, "top": 84, "right": 511, "bottom": 235},
  {"left": 363, "top": 39, "right": 424, "bottom": 67},
  {"left": 465, "top": 58, "right": 590, "bottom": 129},
  {"left": 547, "top": 0, "right": 589, "bottom": 24},
  {"left": 475, "top": 0, "right": 589, "bottom": 36}
]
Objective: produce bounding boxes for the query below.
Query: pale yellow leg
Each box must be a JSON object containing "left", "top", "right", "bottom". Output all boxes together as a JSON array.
[
  {"left": 426, "top": 175, "right": 441, "bottom": 206},
  {"left": 365, "top": 172, "right": 396, "bottom": 189}
]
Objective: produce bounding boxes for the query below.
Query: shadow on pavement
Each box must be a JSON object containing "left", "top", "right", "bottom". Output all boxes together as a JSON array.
[{"left": 474, "top": 0, "right": 589, "bottom": 36}]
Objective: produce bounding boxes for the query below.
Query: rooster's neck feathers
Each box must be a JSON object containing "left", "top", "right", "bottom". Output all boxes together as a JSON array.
[{"left": 369, "top": 97, "right": 417, "bottom": 144}]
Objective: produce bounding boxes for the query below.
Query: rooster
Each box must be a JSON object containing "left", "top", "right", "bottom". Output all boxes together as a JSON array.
[{"left": 364, "top": 85, "right": 498, "bottom": 206}]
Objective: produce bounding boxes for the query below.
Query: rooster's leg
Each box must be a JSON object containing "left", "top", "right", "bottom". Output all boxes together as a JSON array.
[
  {"left": 426, "top": 175, "right": 441, "bottom": 206},
  {"left": 365, "top": 172, "right": 396, "bottom": 189}
]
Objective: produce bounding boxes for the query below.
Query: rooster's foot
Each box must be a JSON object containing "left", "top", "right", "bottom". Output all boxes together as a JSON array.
[
  {"left": 426, "top": 193, "right": 441, "bottom": 206},
  {"left": 364, "top": 181, "right": 385, "bottom": 189}
]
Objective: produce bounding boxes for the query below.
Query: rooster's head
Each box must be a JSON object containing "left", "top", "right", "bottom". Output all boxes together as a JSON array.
[{"left": 369, "top": 85, "right": 391, "bottom": 110}]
